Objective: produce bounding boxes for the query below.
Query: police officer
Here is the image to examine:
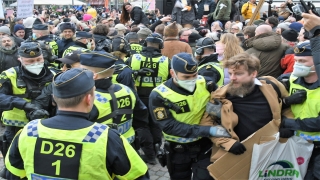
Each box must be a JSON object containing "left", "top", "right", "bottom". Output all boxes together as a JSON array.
[
  {"left": 126, "top": 33, "right": 170, "bottom": 164},
  {"left": 63, "top": 31, "right": 93, "bottom": 57},
  {"left": 32, "top": 24, "right": 59, "bottom": 68},
  {"left": 80, "top": 51, "right": 148, "bottom": 146},
  {"left": 56, "top": 22, "right": 76, "bottom": 58},
  {"left": 148, "top": 53, "right": 231, "bottom": 180},
  {"left": 127, "top": 33, "right": 170, "bottom": 101},
  {"left": 125, "top": 32, "right": 143, "bottom": 55},
  {"left": 279, "top": 41, "right": 320, "bottom": 179},
  {"left": 110, "top": 36, "right": 136, "bottom": 90},
  {"left": 195, "top": 37, "right": 225, "bottom": 86},
  {"left": 0, "top": 42, "right": 52, "bottom": 143},
  {"left": 5, "top": 68, "right": 149, "bottom": 180}
]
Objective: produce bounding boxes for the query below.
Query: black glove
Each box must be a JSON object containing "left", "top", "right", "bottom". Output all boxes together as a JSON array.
[
  {"left": 283, "top": 89, "right": 307, "bottom": 105},
  {"left": 229, "top": 141, "right": 246, "bottom": 155},
  {"left": 279, "top": 128, "right": 294, "bottom": 138},
  {"left": 23, "top": 102, "right": 40, "bottom": 112},
  {"left": 279, "top": 118, "right": 295, "bottom": 138},
  {"left": 28, "top": 109, "right": 50, "bottom": 120}
]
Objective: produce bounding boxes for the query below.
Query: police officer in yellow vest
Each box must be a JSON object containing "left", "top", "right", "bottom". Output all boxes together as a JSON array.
[
  {"left": 125, "top": 32, "right": 143, "bottom": 55},
  {"left": 279, "top": 41, "right": 320, "bottom": 179},
  {"left": 126, "top": 33, "right": 170, "bottom": 164},
  {"left": 80, "top": 51, "right": 148, "bottom": 145},
  {"left": 149, "top": 53, "right": 231, "bottom": 180},
  {"left": 5, "top": 68, "right": 149, "bottom": 180},
  {"left": 0, "top": 42, "right": 52, "bottom": 143},
  {"left": 62, "top": 31, "right": 93, "bottom": 57},
  {"left": 32, "top": 24, "right": 59, "bottom": 68},
  {"left": 195, "top": 37, "right": 224, "bottom": 87}
]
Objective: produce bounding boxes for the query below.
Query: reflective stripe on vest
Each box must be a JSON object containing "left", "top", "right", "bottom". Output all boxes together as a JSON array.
[
  {"left": 94, "top": 84, "right": 136, "bottom": 143},
  {"left": 130, "top": 54, "right": 169, "bottom": 88},
  {"left": 289, "top": 75, "right": 320, "bottom": 141},
  {"left": 1, "top": 68, "right": 52, "bottom": 127},
  {"left": 198, "top": 62, "right": 224, "bottom": 86},
  {"left": 2, "top": 68, "right": 30, "bottom": 126},
  {"left": 153, "top": 76, "right": 210, "bottom": 143}
]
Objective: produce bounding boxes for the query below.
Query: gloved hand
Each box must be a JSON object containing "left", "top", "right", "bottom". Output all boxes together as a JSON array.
[
  {"left": 206, "top": 99, "right": 222, "bottom": 118},
  {"left": 279, "top": 118, "right": 295, "bottom": 138},
  {"left": 229, "top": 141, "right": 246, "bottom": 155},
  {"left": 23, "top": 102, "right": 40, "bottom": 112},
  {"left": 283, "top": 89, "right": 307, "bottom": 105},
  {"left": 279, "top": 128, "right": 294, "bottom": 138},
  {"left": 209, "top": 125, "right": 231, "bottom": 138},
  {"left": 28, "top": 109, "right": 50, "bottom": 120}
]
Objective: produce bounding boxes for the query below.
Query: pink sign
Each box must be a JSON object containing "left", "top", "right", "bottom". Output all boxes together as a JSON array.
[{"left": 147, "top": 0, "right": 155, "bottom": 10}]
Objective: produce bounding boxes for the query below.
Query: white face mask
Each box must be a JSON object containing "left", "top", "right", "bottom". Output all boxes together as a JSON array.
[
  {"left": 174, "top": 71, "right": 197, "bottom": 92},
  {"left": 86, "top": 41, "right": 92, "bottom": 50},
  {"left": 24, "top": 62, "right": 44, "bottom": 75},
  {"left": 292, "top": 62, "right": 315, "bottom": 77}
]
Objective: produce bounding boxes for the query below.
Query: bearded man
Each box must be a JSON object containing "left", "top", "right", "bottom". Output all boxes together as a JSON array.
[
  {"left": 201, "top": 52, "right": 294, "bottom": 162},
  {"left": 0, "top": 36, "right": 19, "bottom": 73}
]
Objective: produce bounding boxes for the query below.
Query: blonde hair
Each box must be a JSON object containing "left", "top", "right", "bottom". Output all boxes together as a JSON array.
[{"left": 220, "top": 33, "right": 244, "bottom": 61}]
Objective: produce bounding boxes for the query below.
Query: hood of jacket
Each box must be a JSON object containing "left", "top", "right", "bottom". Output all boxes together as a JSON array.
[{"left": 246, "top": 32, "right": 282, "bottom": 51}]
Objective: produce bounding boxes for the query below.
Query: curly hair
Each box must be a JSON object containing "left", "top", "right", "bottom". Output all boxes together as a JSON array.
[
  {"left": 220, "top": 33, "right": 244, "bottom": 61},
  {"left": 92, "top": 24, "right": 109, "bottom": 36}
]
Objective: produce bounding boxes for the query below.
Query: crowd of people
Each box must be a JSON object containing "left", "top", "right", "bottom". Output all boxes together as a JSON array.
[{"left": 0, "top": 0, "right": 319, "bottom": 179}]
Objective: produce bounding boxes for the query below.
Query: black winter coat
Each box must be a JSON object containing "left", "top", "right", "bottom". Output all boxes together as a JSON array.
[
  {"left": 196, "top": 0, "right": 216, "bottom": 19},
  {"left": 130, "top": 7, "right": 149, "bottom": 26}
]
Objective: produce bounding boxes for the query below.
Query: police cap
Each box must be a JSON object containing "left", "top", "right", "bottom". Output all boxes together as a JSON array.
[
  {"left": 18, "top": 42, "right": 42, "bottom": 58},
  {"left": 52, "top": 68, "right": 95, "bottom": 98},
  {"left": 294, "top": 42, "right": 312, "bottom": 56},
  {"left": 33, "top": 24, "right": 48, "bottom": 30},
  {"left": 57, "top": 49, "right": 83, "bottom": 64},
  {"left": 171, "top": 53, "right": 198, "bottom": 74},
  {"left": 145, "top": 33, "right": 163, "bottom": 43},
  {"left": 80, "top": 51, "right": 117, "bottom": 69},
  {"left": 125, "top": 32, "right": 139, "bottom": 41},
  {"left": 76, "top": 31, "right": 93, "bottom": 38}
]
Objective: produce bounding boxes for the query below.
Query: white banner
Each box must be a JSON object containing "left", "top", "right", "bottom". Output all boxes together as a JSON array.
[
  {"left": 0, "top": 2, "right": 4, "bottom": 19},
  {"left": 17, "top": 0, "right": 34, "bottom": 18}
]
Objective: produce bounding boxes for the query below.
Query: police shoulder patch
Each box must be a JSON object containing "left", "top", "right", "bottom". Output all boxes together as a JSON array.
[{"left": 153, "top": 107, "right": 167, "bottom": 120}]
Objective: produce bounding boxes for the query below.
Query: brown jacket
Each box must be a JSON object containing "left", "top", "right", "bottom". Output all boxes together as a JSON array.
[
  {"left": 200, "top": 76, "right": 294, "bottom": 162},
  {"left": 161, "top": 39, "right": 193, "bottom": 60}
]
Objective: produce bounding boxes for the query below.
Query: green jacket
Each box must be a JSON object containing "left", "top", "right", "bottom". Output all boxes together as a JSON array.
[{"left": 212, "top": 0, "right": 232, "bottom": 21}]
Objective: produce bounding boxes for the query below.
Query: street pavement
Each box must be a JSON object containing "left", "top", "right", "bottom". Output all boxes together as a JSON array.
[{"left": 0, "top": 125, "right": 169, "bottom": 180}]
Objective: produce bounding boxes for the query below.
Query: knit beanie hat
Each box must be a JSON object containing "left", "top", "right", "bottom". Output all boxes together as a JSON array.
[
  {"left": 0, "top": 26, "right": 11, "bottom": 35},
  {"left": 23, "top": 17, "right": 36, "bottom": 28},
  {"left": 289, "top": 22, "right": 303, "bottom": 32},
  {"left": 14, "top": 24, "right": 25, "bottom": 34},
  {"left": 188, "top": 32, "right": 202, "bottom": 43},
  {"left": 164, "top": 22, "right": 179, "bottom": 37},
  {"left": 282, "top": 29, "right": 298, "bottom": 42}
]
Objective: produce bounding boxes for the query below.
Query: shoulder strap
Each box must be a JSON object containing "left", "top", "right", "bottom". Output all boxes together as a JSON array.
[
  {"left": 258, "top": 77, "right": 281, "bottom": 98},
  {"left": 96, "top": 84, "right": 133, "bottom": 124}
]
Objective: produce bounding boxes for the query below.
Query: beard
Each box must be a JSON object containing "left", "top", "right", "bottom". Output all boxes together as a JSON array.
[
  {"left": 2, "top": 44, "right": 14, "bottom": 50},
  {"left": 227, "top": 79, "right": 255, "bottom": 97}
]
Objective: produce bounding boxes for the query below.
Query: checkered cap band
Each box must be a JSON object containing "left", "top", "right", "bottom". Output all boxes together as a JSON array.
[{"left": 3, "top": 119, "right": 28, "bottom": 127}]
